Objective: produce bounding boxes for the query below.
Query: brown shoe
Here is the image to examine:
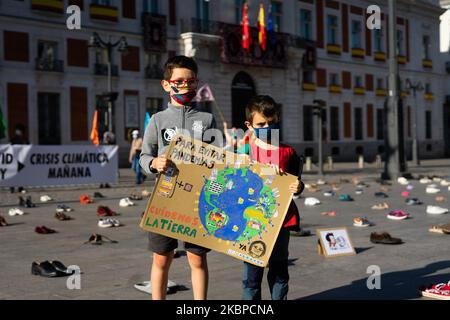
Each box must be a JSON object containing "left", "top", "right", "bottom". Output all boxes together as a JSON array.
[
  {"left": 0, "top": 215, "right": 8, "bottom": 226},
  {"left": 370, "top": 232, "right": 403, "bottom": 244},
  {"left": 55, "top": 212, "right": 71, "bottom": 221}
]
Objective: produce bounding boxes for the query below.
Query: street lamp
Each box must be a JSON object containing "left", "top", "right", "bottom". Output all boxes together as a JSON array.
[
  {"left": 313, "top": 99, "right": 326, "bottom": 176},
  {"left": 89, "top": 32, "right": 129, "bottom": 134},
  {"left": 405, "top": 79, "right": 424, "bottom": 166}
]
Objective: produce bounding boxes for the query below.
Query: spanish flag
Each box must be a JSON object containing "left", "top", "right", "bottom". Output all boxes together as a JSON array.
[
  {"left": 258, "top": 3, "right": 266, "bottom": 51},
  {"left": 90, "top": 110, "right": 99, "bottom": 146}
]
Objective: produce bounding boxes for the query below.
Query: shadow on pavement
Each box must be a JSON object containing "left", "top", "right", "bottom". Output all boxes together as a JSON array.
[{"left": 295, "top": 260, "right": 450, "bottom": 300}]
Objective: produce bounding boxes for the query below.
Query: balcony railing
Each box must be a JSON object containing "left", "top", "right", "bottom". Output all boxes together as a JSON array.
[
  {"left": 94, "top": 63, "right": 118, "bottom": 77},
  {"left": 35, "top": 58, "right": 63, "bottom": 72},
  {"left": 145, "top": 65, "right": 164, "bottom": 79},
  {"left": 180, "top": 18, "right": 223, "bottom": 35}
]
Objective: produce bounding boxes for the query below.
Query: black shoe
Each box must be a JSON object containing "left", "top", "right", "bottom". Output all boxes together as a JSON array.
[
  {"left": 99, "top": 184, "right": 104, "bottom": 189},
  {"left": 25, "top": 196, "right": 36, "bottom": 208},
  {"left": 290, "top": 229, "right": 312, "bottom": 237},
  {"left": 10, "top": 187, "right": 15, "bottom": 193},
  {"left": 19, "top": 196, "right": 26, "bottom": 207},
  {"left": 93, "top": 192, "right": 105, "bottom": 198},
  {"left": 50, "top": 260, "right": 74, "bottom": 276},
  {"left": 31, "top": 261, "right": 58, "bottom": 277},
  {"left": 104, "top": 184, "right": 111, "bottom": 188}
]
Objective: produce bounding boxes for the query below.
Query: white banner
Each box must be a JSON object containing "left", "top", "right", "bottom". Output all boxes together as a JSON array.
[{"left": 0, "top": 144, "right": 118, "bottom": 187}]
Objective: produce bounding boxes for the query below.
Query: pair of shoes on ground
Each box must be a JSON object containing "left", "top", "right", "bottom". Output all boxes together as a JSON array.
[
  {"left": 405, "top": 198, "right": 422, "bottom": 206},
  {"left": 426, "top": 205, "right": 449, "bottom": 215},
  {"left": 387, "top": 210, "right": 411, "bottom": 220},
  {"left": 339, "top": 194, "right": 354, "bottom": 201},
  {"left": 119, "top": 198, "right": 135, "bottom": 207},
  {"left": 19, "top": 196, "right": 36, "bottom": 208},
  {"left": 374, "top": 192, "right": 389, "bottom": 198},
  {"left": 31, "top": 260, "right": 73, "bottom": 278},
  {"left": 426, "top": 185, "right": 441, "bottom": 194},
  {"left": 370, "top": 232, "right": 403, "bottom": 244},
  {"left": 421, "top": 281, "right": 450, "bottom": 300},
  {"left": 56, "top": 204, "right": 73, "bottom": 213},
  {"left": 35, "top": 226, "right": 56, "bottom": 234},
  {"left": 84, "top": 233, "right": 118, "bottom": 245},
  {"left": 98, "top": 218, "right": 121, "bottom": 228},
  {"left": 353, "top": 217, "right": 373, "bottom": 227},
  {"left": 371, "top": 202, "right": 389, "bottom": 210},
  {"left": 134, "top": 280, "right": 178, "bottom": 295},
  {"left": 0, "top": 216, "right": 8, "bottom": 226},
  {"left": 429, "top": 223, "right": 450, "bottom": 234},
  {"left": 99, "top": 184, "right": 111, "bottom": 189},
  {"left": 129, "top": 194, "right": 143, "bottom": 201},
  {"left": 40, "top": 195, "right": 53, "bottom": 202},
  {"left": 97, "top": 206, "right": 118, "bottom": 217},
  {"left": 80, "top": 195, "right": 93, "bottom": 204},
  {"left": 8, "top": 208, "right": 25, "bottom": 216},
  {"left": 55, "top": 212, "right": 72, "bottom": 221},
  {"left": 93, "top": 192, "right": 105, "bottom": 199}
]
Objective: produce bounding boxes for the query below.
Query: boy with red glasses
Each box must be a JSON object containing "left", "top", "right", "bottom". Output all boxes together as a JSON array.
[{"left": 140, "top": 55, "right": 216, "bottom": 300}]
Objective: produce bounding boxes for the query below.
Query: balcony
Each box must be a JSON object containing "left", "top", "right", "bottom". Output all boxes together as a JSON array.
[
  {"left": 327, "top": 43, "right": 341, "bottom": 55},
  {"left": 376, "top": 89, "right": 387, "bottom": 97},
  {"left": 424, "top": 93, "right": 434, "bottom": 101},
  {"left": 31, "top": 0, "right": 64, "bottom": 14},
  {"left": 353, "top": 87, "right": 365, "bottom": 95},
  {"left": 329, "top": 85, "right": 342, "bottom": 93},
  {"left": 145, "top": 65, "right": 164, "bottom": 79},
  {"left": 422, "top": 59, "right": 433, "bottom": 69},
  {"left": 35, "top": 58, "right": 63, "bottom": 72},
  {"left": 89, "top": 4, "right": 118, "bottom": 22},
  {"left": 374, "top": 51, "right": 386, "bottom": 62},
  {"left": 351, "top": 48, "right": 365, "bottom": 59},
  {"left": 94, "top": 63, "right": 118, "bottom": 77},
  {"left": 302, "top": 82, "right": 316, "bottom": 91},
  {"left": 398, "top": 55, "right": 407, "bottom": 65},
  {"left": 447, "top": 61, "right": 450, "bottom": 74}
]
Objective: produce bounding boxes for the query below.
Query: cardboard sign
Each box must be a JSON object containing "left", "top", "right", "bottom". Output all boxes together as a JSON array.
[
  {"left": 0, "top": 144, "right": 118, "bottom": 187},
  {"left": 140, "top": 134, "right": 297, "bottom": 267},
  {"left": 317, "top": 227, "right": 356, "bottom": 258}
]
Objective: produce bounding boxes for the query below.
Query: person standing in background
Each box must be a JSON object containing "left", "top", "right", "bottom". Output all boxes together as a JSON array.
[{"left": 129, "top": 130, "right": 144, "bottom": 185}]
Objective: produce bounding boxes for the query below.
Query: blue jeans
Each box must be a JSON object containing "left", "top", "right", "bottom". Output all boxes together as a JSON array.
[
  {"left": 242, "top": 228, "right": 290, "bottom": 300},
  {"left": 131, "top": 156, "right": 144, "bottom": 184}
]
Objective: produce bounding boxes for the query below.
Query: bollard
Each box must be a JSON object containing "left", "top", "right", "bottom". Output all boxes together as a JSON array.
[
  {"left": 327, "top": 156, "right": 334, "bottom": 170},
  {"left": 375, "top": 154, "right": 382, "bottom": 168},
  {"left": 306, "top": 156, "right": 312, "bottom": 172},
  {"left": 358, "top": 155, "right": 364, "bottom": 169}
]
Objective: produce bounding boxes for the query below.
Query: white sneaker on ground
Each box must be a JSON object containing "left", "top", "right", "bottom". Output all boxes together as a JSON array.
[
  {"left": 106, "top": 218, "right": 121, "bottom": 227},
  {"left": 134, "top": 280, "right": 177, "bottom": 295},
  {"left": 119, "top": 198, "right": 135, "bottom": 207},
  {"left": 8, "top": 208, "right": 24, "bottom": 216},
  {"left": 397, "top": 177, "right": 409, "bottom": 185},
  {"left": 440, "top": 180, "right": 450, "bottom": 186},
  {"left": 426, "top": 206, "right": 449, "bottom": 215},
  {"left": 304, "top": 197, "right": 321, "bottom": 206},
  {"left": 426, "top": 187, "right": 441, "bottom": 194},
  {"left": 40, "top": 195, "right": 53, "bottom": 202},
  {"left": 98, "top": 219, "right": 114, "bottom": 228},
  {"left": 420, "top": 178, "right": 432, "bottom": 184}
]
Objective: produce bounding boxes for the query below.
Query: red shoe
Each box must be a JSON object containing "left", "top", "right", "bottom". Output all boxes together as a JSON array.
[
  {"left": 421, "top": 282, "right": 450, "bottom": 300},
  {"left": 80, "top": 195, "right": 93, "bottom": 204},
  {"left": 97, "top": 206, "right": 117, "bottom": 217},
  {"left": 35, "top": 226, "right": 56, "bottom": 234}
]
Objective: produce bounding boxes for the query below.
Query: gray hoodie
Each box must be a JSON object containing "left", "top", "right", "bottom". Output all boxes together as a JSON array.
[{"left": 140, "top": 103, "right": 217, "bottom": 175}]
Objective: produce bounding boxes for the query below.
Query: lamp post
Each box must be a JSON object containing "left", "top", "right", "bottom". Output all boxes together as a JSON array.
[
  {"left": 89, "top": 32, "right": 128, "bottom": 134},
  {"left": 405, "top": 79, "right": 424, "bottom": 166},
  {"left": 313, "top": 99, "right": 326, "bottom": 176}
]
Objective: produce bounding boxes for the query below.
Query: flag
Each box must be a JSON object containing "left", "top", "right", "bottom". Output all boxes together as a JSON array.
[
  {"left": 242, "top": 2, "right": 251, "bottom": 52},
  {"left": 195, "top": 84, "right": 216, "bottom": 102},
  {"left": 0, "top": 105, "right": 6, "bottom": 140},
  {"left": 90, "top": 110, "right": 99, "bottom": 146},
  {"left": 258, "top": 3, "right": 266, "bottom": 51},
  {"left": 266, "top": 4, "right": 276, "bottom": 49},
  {"left": 144, "top": 112, "right": 151, "bottom": 132}
]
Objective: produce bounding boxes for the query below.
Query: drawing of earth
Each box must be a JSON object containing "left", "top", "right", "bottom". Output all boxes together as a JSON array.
[{"left": 198, "top": 166, "right": 277, "bottom": 242}]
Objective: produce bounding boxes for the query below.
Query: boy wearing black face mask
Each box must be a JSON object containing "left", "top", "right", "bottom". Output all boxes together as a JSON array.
[
  {"left": 140, "top": 56, "right": 216, "bottom": 300},
  {"left": 237, "top": 95, "right": 304, "bottom": 300}
]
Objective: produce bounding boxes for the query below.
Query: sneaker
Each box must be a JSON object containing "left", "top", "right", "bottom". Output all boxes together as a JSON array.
[
  {"left": 405, "top": 198, "right": 422, "bottom": 206},
  {"left": 98, "top": 219, "right": 114, "bottom": 228},
  {"left": 80, "top": 195, "right": 93, "bottom": 204},
  {"left": 426, "top": 205, "right": 449, "bottom": 215},
  {"left": 397, "top": 177, "right": 409, "bottom": 185},
  {"left": 40, "top": 195, "right": 53, "bottom": 202},
  {"left": 317, "top": 179, "right": 326, "bottom": 185},
  {"left": 355, "top": 189, "right": 364, "bottom": 195},
  {"left": 421, "top": 282, "right": 450, "bottom": 300},
  {"left": 97, "top": 206, "right": 117, "bottom": 217},
  {"left": 432, "top": 177, "right": 443, "bottom": 183},
  {"left": 420, "top": 177, "right": 433, "bottom": 184},
  {"left": 339, "top": 194, "right": 354, "bottom": 201},
  {"left": 436, "top": 196, "right": 446, "bottom": 203},
  {"left": 8, "top": 208, "right": 24, "bottom": 216},
  {"left": 321, "top": 211, "right": 337, "bottom": 217},
  {"left": 56, "top": 204, "right": 73, "bottom": 213},
  {"left": 25, "top": 197, "right": 36, "bottom": 208},
  {"left": 304, "top": 197, "right": 321, "bottom": 206},
  {"left": 440, "top": 180, "right": 450, "bottom": 186},
  {"left": 387, "top": 210, "right": 410, "bottom": 220},
  {"left": 426, "top": 186, "right": 441, "bottom": 194},
  {"left": 429, "top": 223, "right": 450, "bottom": 234},
  {"left": 323, "top": 191, "right": 335, "bottom": 197},
  {"left": 106, "top": 218, "right": 121, "bottom": 227},
  {"left": 374, "top": 192, "right": 389, "bottom": 198},
  {"left": 401, "top": 191, "right": 410, "bottom": 197},
  {"left": 55, "top": 212, "right": 71, "bottom": 221},
  {"left": 371, "top": 202, "right": 389, "bottom": 210},
  {"left": 406, "top": 184, "right": 414, "bottom": 191},
  {"left": 353, "top": 217, "right": 372, "bottom": 227},
  {"left": 119, "top": 198, "right": 135, "bottom": 207},
  {"left": 134, "top": 280, "right": 177, "bottom": 295},
  {"left": 93, "top": 192, "right": 105, "bottom": 198}
]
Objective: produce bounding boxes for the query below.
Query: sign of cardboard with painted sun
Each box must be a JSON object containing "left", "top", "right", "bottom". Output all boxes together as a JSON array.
[{"left": 140, "top": 134, "right": 297, "bottom": 267}]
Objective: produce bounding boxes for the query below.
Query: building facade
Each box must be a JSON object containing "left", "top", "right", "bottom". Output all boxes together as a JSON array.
[{"left": 0, "top": 0, "right": 447, "bottom": 165}]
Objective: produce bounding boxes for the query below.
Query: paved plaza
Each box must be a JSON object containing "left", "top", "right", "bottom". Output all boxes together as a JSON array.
[{"left": 1, "top": 160, "right": 450, "bottom": 300}]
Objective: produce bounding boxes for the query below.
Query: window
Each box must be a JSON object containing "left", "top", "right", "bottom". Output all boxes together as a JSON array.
[
  {"left": 354, "top": 108, "right": 363, "bottom": 140},
  {"left": 425, "top": 83, "right": 432, "bottom": 93},
  {"left": 235, "top": 0, "right": 243, "bottom": 24},
  {"left": 330, "top": 106, "right": 340, "bottom": 141},
  {"left": 303, "top": 105, "right": 314, "bottom": 141},
  {"left": 329, "top": 73, "right": 339, "bottom": 86},
  {"left": 376, "top": 108, "right": 384, "bottom": 140},
  {"left": 196, "top": 0, "right": 210, "bottom": 21},
  {"left": 423, "top": 35, "right": 430, "bottom": 60},
  {"left": 374, "top": 29, "right": 383, "bottom": 52},
  {"left": 354, "top": 75, "right": 363, "bottom": 88},
  {"left": 271, "top": 1, "right": 282, "bottom": 32},
  {"left": 303, "top": 71, "right": 314, "bottom": 84},
  {"left": 38, "top": 41, "right": 57, "bottom": 61},
  {"left": 327, "top": 15, "right": 338, "bottom": 45},
  {"left": 397, "top": 29, "right": 404, "bottom": 55},
  {"left": 144, "top": 0, "right": 159, "bottom": 13},
  {"left": 376, "top": 78, "right": 384, "bottom": 89},
  {"left": 146, "top": 97, "right": 164, "bottom": 116},
  {"left": 300, "top": 9, "right": 312, "bottom": 40},
  {"left": 425, "top": 111, "right": 432, "bottom": 139},
  {"left": 92, "top": 0, "right": 113, "bottom": 5},
  {"left": 351, "top": 20, "right": 362, "bottom": 48}
]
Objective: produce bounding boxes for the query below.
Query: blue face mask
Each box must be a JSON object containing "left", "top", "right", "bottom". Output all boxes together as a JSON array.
[{"left": 253, "top": 123, "right": 280, "bottom": 142}]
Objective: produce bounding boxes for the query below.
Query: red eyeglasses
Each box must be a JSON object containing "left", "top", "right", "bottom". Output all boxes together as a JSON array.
[{"left": 168, "top": 78, "right": 199, "bottom": 88}]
